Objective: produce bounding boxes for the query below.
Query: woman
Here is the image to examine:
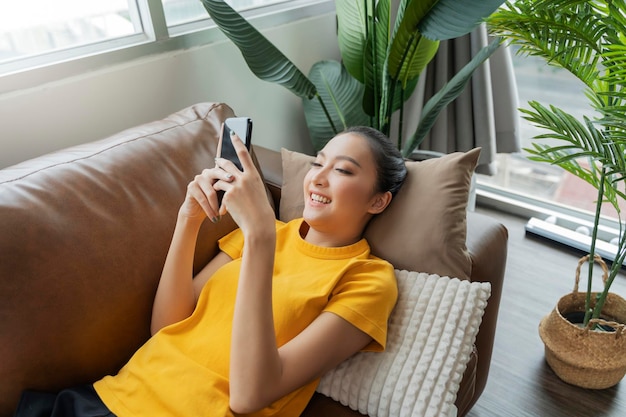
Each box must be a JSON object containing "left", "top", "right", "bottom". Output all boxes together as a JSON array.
[{"left": 15, "top": 126, "right": 407, "bottom": 417}]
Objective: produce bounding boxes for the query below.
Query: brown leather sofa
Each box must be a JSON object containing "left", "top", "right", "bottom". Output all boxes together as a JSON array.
[{"left": 0, "top": 102, "right": 507, "bottom": 417}]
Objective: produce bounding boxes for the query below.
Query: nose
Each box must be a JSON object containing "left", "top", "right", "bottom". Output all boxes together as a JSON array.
[{"left": 309, "top": 165, "right": 329, "bottom": 187}]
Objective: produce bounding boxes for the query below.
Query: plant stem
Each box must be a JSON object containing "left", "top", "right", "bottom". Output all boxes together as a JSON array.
[
  {"left": 584, "top": 166, "right": 605, "bottom": 326},
  {"left": 384, "top": 31, "right": 417, "bottom": 137},
  {"left": 398, "top": 88, "right": 405, "bottom": 151},
  {"left": 368, "top": 0, "right": 380, "bottom": 132},
  {"left": 590, "top": 180, "right": 626, "bottom": 322},
  {"left": 316, "top": 94, "right": 338, "bottom": 134}
]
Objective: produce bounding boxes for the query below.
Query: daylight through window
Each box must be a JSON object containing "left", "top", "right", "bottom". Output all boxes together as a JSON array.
[{"left": 0, "top": 0, "right": 142, "bottom": 65}]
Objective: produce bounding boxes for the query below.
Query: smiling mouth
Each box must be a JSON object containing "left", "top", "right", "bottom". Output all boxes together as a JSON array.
[{"left": 310, "top": 193, "right": 331, "bottom": 204}]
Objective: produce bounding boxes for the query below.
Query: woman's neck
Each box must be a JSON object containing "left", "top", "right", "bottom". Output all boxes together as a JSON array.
[{"left": 299, "top": 221, "right": 363, "bottom": 248}]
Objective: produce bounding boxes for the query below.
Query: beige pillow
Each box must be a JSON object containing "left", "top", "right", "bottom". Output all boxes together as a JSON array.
[
  {"left": 279, "top": 148, "right": 480, "bottom": 280},
  {"left": 279, "top": 148, "right": 311, "bottom": 221}
]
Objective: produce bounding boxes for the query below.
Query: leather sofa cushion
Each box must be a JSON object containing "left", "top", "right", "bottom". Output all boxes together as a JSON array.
[{"left": 0, "top": 103, "right": 238, "bottom": 416}]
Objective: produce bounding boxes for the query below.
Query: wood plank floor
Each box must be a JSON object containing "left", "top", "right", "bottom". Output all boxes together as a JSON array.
[{"left": 467, "top": 206, "right": 626, "bottom": 417}]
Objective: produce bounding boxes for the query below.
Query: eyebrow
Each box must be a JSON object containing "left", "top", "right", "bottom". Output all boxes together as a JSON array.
[{"left": 317, "top": 151, "right": 362, "bottom": 168}]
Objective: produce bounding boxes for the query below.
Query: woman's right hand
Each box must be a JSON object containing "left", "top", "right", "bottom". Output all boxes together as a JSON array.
[{"left": 179, "top": 166, "right": 234, "bottom": 223}]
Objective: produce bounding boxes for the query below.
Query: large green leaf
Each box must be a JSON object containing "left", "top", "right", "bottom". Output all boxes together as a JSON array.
[
  {"left": 336, "top": 0, "right": 368, "bottom": 83},
  {"left": 522, "top": 101, "right": 626, "bottom": 176},
  {"left": 361, "top": 0, "right": 390, "bottom": 120},
  {"left": 303, "top": 60, "right": 369, "bottom": 151},
  {"left": 418, "top": 0, "right": 506, "bottom": 41},
  {"left": 402, "top": 38, "right": 502, "bottom": 157},
  {"left": 201, "top": 0, "right": 317, "bottom": 99},
  {"left": 387, "top": 0, "right": 439, "bottom": 85},
  {"left": 488, "top": 1, "right": 603, "bottom": 88}
]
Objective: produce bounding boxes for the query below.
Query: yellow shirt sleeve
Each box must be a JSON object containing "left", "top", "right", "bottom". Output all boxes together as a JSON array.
[{"left": 324, "top": 260, "right": 397, "bottom": 352}]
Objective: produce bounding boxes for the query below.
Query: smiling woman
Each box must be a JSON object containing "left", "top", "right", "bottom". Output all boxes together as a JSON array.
[{"left": 11, "top": 121, "right": 409, "bottom": 417}]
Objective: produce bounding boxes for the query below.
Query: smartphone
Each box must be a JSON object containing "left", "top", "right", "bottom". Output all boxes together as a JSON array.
[{"left": 218, "top": 117, "right": 253, "bottom": 171}]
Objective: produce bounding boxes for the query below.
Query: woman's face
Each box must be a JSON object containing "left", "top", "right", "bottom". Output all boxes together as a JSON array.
[{"left": 302, "top": 132, "right": 389, "bottom": 244}]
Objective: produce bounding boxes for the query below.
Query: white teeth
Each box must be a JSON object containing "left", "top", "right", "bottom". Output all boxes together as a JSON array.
[{"left": 311, "top": 193, "right": 331, "bottom": 204}]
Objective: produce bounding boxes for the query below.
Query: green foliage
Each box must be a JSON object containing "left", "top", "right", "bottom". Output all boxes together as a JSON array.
[
  {"left": 488, "top": 0, "right": 626, "bottom": 325},
  {"left": 201, "top": 0, "right": 505, "bottom": 155}
]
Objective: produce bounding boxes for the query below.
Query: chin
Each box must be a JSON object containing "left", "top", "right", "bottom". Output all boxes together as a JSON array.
[{"left": 302, "top": 208, "right": 324, "bottom": 224}]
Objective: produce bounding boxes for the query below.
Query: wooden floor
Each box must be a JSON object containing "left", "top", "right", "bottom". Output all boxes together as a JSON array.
[{"left": 467, "top": 206, "right": 626, "bottom": 417}]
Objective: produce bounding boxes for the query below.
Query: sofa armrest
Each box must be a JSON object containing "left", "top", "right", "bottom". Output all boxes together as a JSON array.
[
  {"left": 253, "top": 145, "right": 282, "bottom": 214},
  {"left": 462, "top": 210, "right": 508, "bottom": 414}
]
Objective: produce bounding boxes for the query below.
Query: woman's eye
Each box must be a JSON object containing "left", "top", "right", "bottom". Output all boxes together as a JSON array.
[
  {"left": 335, "top": 168, "right": 353, "bottom": 175},
  {"left": 310, "top": 161, "right": 323, "bottom": 168}
]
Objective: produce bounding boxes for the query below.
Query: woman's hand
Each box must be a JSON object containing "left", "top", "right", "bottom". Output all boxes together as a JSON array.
[
  {"left": 180, "top": 166, "right": 234, "bottom": 223},
  {"left": 213, "top": 130, "right": 275, "bottom": 238}
]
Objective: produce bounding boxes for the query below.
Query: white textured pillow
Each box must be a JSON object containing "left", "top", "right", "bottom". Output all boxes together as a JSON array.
[{"left": 317, "top": 271, "right": 491, "bottom": 417}]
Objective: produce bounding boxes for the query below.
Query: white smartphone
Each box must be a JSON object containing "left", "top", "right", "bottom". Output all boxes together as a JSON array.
[{"left": 218, "top": 117, "right": 253, "bottom": 171}]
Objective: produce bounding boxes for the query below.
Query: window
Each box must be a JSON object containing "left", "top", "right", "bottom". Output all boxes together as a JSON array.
[
  {"left": 477, "top": 45, "right": 625, "bottom": 223},
  {"left": 0, "top": 0, "right": 303, "bottom": 76},
  {"left": 0, "top": 0, "right": 143, "bottom": 66},
  {"left": 163, "top": 0, "right": 288, "bottom": 27},
  {"left": 162, "top": 0, "right": 208, "bottom": 27},
  {"left": 475, "top": 45, "right": 626, "bottom": 260}
]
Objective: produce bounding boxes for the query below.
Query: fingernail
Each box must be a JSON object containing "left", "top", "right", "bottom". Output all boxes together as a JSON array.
[
  {"left": 225, "top": 173, "right": 233, "bottom": 180},
  {"left": 211, "top": 217, "right": 218, "bottom": 223}
]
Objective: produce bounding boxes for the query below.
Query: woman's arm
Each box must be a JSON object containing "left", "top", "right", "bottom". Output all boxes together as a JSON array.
[
  {"left": 232, "top": 237, "right": 373, "bottom": 413},
  {"left": 230, "top": 306, "right": 372, "bottom": 414},
  {"left": 150, "top": 214, "right": 203, "bottom": 335},
  {"left": 150, "top": 159, "right": 235, "bottom": 335},
  {"left": 221, "top": 134, "right": 373, "bottom": 413}
]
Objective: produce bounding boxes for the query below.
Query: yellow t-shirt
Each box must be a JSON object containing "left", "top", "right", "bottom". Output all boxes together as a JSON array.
[{"left": 94, "top": 218, "right": 397, "bottom": 417}]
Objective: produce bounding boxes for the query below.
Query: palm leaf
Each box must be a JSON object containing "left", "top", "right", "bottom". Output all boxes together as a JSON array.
[
  {"left": 488, "top": 1, "right": 604, "bottom": 88},
  {"left": 521, "top": 102, "right": 610, "bottom": 161},
  {"left": 201, "top": 0, "right": 316, "bottom": 99},
  {"left": 520, "top": 100, "right": 626, "bottom": 211},
  {"left": 601, "top": 44, "right": 626, "bottom": 88}
]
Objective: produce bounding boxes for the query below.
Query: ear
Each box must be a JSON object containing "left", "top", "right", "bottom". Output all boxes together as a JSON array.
[{"left": 368, "top": 191, "right": 393, "bottom": 215}]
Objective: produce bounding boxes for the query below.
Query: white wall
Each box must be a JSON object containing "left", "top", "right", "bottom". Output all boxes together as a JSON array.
[{"left": 0, "top": 12, "right": 339, "bottom": 168}]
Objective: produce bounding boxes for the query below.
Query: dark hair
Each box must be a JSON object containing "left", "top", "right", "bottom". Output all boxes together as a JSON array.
[{"left": 344, "top": 126, "right": 407, "bottom": 197}]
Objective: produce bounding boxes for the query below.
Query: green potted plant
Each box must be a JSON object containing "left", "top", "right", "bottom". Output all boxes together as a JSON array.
[
  {"left": 488, "top": 0, "right": 626, "bottom": 388},
  {"left": 201, "top": 0, "right": 505, "bottom": 156}
]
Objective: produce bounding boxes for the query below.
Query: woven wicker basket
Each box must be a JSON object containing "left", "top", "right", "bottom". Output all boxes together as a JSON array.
[{"left": 539, "top": 255, "right": 626, "bottom": 389}]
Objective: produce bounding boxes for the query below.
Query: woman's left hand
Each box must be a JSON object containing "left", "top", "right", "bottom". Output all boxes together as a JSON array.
[{"left": 214, "top": 131, "right": 275, "bottom": 237}]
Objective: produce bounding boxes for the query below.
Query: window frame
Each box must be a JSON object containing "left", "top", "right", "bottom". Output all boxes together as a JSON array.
[{"left": 0, "top": 0, "right": 334, "bottom": 95}]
